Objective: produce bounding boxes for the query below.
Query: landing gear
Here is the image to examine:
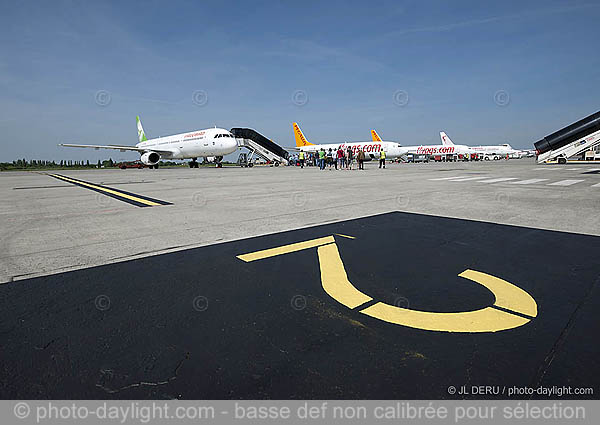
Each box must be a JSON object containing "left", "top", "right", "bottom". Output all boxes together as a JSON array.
[
  {"left": 189, "top": 158, "right": 199, "bottom": 168},
  {"left": 215, "top": 156, "right": 223, "bottom": 168}
]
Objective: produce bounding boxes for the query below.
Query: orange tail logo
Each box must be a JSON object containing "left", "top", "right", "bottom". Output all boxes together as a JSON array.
[
  {"left": 371, "top": 130, "right": 382, "bottom": 142},
  {"left": 293, "top": 123, "right": 313, "bottom": 147}
]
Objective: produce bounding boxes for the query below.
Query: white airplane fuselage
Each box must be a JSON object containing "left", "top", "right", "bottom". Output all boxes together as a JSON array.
[
  {"left": 469, "top": 145, "right": 515, "bottom": 155},
  {"left": 440, "top": 132, "right": 520, "bottom": 158},
  {"left": 398, "top": 143, "right": 473, "bottom": 156},
  {"left": 298, "top": 141, "right": 404, "bottom": 158},
  {"left": 137, "top": 127, "right": 238, "bottom": 159}
]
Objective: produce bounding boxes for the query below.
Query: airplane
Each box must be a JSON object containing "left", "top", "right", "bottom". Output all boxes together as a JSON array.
[
  {"left": 439, "top": 131, "right": 524, "bottom": 159},
  {"left": 371, "top": 130, "right": 473, "bottom": 158},
  {"left": 59, "top": 116, "right": 238, "bottom": 168},
  {"left": 292, "top": 123, "right": 404, "bottom": 160}
]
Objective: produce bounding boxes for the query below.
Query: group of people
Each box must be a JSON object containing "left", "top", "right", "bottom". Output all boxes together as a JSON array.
[{"left": 297, "top": 147, "right": 385, "bottom": 170}]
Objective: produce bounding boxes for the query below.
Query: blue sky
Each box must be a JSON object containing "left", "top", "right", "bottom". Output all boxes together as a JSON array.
[{"left": 1, "top": 0, "right": 600, "bottom": 161}]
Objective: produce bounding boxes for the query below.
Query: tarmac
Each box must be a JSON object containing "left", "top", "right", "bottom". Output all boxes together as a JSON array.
[{"left": 0, "top": 159, "right": 599, "bottom": 399}]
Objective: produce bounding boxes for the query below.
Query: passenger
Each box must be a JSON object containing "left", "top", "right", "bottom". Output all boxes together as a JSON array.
[
  {"left": 337, "top": 147, "right": 344, "bottom": 170},
  {"left": 299, "top": 150, "right": 305, "bottom": 168},
  {"left": 326, "top": 148, "right": 334, "bottom": 170},
  {"left": 319, "top": 148, "right": 326, "bottom": 170},
  {"left": 333, "top": 148, "right": 338, "bottom": 170},
  {"left": 347, "top": 146, "right": 353, "bottom": 170},
  {"left": 357, "top": 148, "right": 365, "bottom": 170}
]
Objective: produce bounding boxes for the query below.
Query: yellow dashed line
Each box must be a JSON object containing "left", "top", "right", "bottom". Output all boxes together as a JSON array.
[{"left": 48, "top": 174, "right": 161, "bottom": 207}]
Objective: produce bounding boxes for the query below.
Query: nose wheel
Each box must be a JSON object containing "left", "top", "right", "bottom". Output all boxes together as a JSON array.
[{"left": 189, "top": 158, "right": 199, "bottom": 168}]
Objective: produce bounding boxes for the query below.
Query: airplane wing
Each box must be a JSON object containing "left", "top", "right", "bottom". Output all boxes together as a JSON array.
[{"left": 59, "top": 143, "right": 174, "bottom": 155}]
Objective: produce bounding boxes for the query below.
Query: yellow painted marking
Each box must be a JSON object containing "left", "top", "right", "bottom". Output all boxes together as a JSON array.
[
  {"left": 318, "top": 243, "right": 372, "bottom": 308},
  {"left": 49, "top": 174, "right": 161, "bottom": 206},
  {"left": 237, "top": 235, "right": 335, "bottom": 262},
  {"left": 459, "top": 269, "right": 537, "bottom": 317},
  {"left": 358, "top": 268, "right": 537, "bottom": 332},
  {"left": 360, "top": 303, "right": 529, "bottom": 333},
  {"left": 334, "top": 233, "right": 356, "bottom": 239},
  {"left": 236, "top": 235, "right": 538, "bottom": 333}
]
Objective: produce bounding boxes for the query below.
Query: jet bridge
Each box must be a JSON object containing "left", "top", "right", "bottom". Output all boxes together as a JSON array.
[
  {"left": 535, "top": 111, "right": 600, "bottom": 164},
  {"left": 231, "top": 128, "right": 289, "bottom": 166}
]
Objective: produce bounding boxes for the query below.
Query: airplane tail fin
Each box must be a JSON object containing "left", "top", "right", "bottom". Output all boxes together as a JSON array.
[
  {"left": 137, "top": 116, "right": 148, "bottom": 142},
  {"left": 440, "top": 131, "right": 454, "bottom": 146},
  {"left": 293, "top": 122, "right": 314, "bottom": 147},
  {"left": 371, "top": 130, "right": 382, "bottom": 142}
]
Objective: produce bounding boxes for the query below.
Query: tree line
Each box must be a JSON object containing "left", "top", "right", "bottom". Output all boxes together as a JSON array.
[{"left": 0, "top": 158, "right": 115, "bottom": 171}]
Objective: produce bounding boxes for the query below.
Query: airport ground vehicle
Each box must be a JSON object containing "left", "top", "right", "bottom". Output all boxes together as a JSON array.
[
  {"left": 483, "top": 154, "right": 502, "bottom": 160},
  {"left": 406, "top": 153, "right": 429, "bottom": 163},
  {"left": 433, "top": 154, "right": 462, "bottom": 162},
  {"left": 116, "top": 161, "right": 145, "bottom": 169}
]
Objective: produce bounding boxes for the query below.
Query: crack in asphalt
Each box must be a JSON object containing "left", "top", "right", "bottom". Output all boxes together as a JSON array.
[
  {"left": 529, "top": 274, "right": 599, "bottom": 393},
  {"left": 95, "top": 352, "right": 190, "bottom": 394}
]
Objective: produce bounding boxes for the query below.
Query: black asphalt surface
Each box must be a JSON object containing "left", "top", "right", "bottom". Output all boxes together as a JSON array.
[{"left": 0, "top": 212, "right": 598, "bottom": 399}]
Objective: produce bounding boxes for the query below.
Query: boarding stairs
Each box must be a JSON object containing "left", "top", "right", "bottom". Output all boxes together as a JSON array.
[{"left": 231, "top": 128, "right": 289, "bottom": 166}]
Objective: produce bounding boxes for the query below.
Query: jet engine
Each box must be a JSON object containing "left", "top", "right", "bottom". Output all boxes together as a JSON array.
[{"left": 140, "top": 151, "right": 160, "bottom": 166}]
